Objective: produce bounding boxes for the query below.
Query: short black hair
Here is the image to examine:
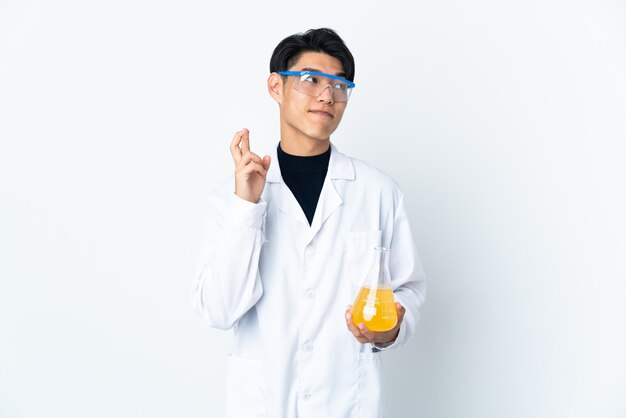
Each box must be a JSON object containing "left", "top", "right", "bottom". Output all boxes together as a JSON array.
[{"left": 269, "top": 28, "right": 355, "bottom": 82}]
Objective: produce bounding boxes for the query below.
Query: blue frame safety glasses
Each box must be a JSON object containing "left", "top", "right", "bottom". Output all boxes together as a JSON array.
[{"left": 278, "top": 71, "right": 355, "bottom": 103}]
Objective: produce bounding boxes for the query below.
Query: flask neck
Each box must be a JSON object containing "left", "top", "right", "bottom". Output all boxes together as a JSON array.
[{"left": 373, "top": 247, "right": 392, "bottom": 288}]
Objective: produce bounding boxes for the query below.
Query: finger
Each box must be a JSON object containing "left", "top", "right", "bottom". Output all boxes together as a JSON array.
[
  {"left": 396, "top": 302, "right": 406, "bottom": 321},
  {"left": 239, "top": 161, "right": 268, "bottom": 178},
  {"left": 241, "top": 128, "right": 250, "bottom": 154},
  {"left": 262, "top": 155, "right": 271, "bottom": 170},
  {"left": 349, "top": 320, "right": 370, "bottom": 343},
  {"left": 349, "top": 325, "right": 369, "bottom": 343},
  {"left": 344, "top": 307, "right": 357, "bottom": 331},
  {"left": 345, "top": 308, "right": 363, "bottom": 336},
  {"left": 358, "top": 323, "right": 374, "bottom": 342},
  {"left": 237, "top": 155, "right": 265, "bottom": 172},
  {"left": 238, "top": 152, "right": 263, "bottom": 168},
  {"left": 230, "top": 130, "right": 245, "bottom": 163},
  {"left": 345, "top": 307, "right": 371, "bottom": 343}
]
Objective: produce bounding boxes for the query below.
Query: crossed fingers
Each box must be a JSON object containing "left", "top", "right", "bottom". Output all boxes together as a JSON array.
[{"left": 230, "top": 128, "right": 269, "bottom": 177}]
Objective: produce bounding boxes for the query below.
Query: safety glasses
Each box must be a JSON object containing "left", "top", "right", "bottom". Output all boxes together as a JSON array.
[{"left": 278, "top": 71, "right": 355, "bottom": 102}]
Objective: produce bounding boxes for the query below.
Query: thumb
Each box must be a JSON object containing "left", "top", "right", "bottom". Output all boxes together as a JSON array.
[
  {"left": 396, "top": 302, "right": 405, "bottom": 319},
  {"left": 262, "top": 155, "right": 271, "bottom": 170}
]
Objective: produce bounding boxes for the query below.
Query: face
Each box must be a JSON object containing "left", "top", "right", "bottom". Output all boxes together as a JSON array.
[{"left": 270, "top": 52, "right": 349, "bottom": 148}]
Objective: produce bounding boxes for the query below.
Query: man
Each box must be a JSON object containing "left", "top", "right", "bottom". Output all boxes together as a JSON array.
[{"left": 192, "top": 28, "right": 427, "bottom": 418}]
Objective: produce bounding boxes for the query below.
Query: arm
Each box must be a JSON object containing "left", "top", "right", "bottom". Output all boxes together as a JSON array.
[
  {"left": 345, "top": 193, "right": 427, "bottom": 350},
  {"left": 190, "top": 129, "right": 272, "bottom": 330},
  {"left": 190, "top": 190, "right": 267, "bottom": 330}
]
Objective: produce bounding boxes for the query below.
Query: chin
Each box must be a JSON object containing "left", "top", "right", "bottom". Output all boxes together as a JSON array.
[
  {"left": 306, "top": 133, "right": 332, "bottom": 142},
  {"left": 306, "top": 127, "right": 336, "bottom": 142}
]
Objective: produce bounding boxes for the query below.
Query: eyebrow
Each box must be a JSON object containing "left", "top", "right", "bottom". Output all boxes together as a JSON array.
[{"left": 299, "top": 67, "right": 347, "bottom": 78}]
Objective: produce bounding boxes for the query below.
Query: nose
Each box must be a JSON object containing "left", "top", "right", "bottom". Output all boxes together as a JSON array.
[{"left": 317, "top": 84, "right": 334, "bottom": 104}]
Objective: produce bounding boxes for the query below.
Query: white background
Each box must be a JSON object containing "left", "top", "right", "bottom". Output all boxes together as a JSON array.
[{"left": 1, "top": 1, "right": 625, "bottom": 417}]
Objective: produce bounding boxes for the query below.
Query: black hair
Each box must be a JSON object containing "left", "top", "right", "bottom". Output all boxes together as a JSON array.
[{"left": 269, "top": 28, "right": 355, "bottom": 82}]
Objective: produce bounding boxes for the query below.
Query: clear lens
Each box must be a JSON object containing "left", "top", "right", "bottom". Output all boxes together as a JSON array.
[{"left": 294, "top": 73, "right": 352, "bottom": 102}]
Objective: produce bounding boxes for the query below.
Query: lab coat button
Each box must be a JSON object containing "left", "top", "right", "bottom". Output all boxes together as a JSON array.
[
  {"left": 302, "top": 391, "right": 311, "bottom": 401},
  {"left": 305, "top": 290, "right": 315, "bottom": 300},
  {"left": 303, "top": 342, "right": 313, "bottom": 352}
]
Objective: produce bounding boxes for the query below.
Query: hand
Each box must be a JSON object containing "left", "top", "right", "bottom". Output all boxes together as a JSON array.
[
  {"left": 345, "top": 302, "right": 406, "bottom": 346},
  {"left": 230, "top": 128, "right": 271, "bottom": 203}
]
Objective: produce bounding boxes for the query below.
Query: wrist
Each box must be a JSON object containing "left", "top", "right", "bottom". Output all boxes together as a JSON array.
[
  {"left": 374, "top": 328, "right": 399, "bottom": 347},
  {"left": 234, "top": 188, "right": 260, "bottom": 204}
]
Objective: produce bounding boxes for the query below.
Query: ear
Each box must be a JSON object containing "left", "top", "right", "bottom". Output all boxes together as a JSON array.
[{"left": 267, "top": 72, "right": 284, "bottom": 104}]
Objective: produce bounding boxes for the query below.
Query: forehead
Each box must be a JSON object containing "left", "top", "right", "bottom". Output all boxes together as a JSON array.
[{"left": 288, "top": 51, "right": 345, "bottom": 76}]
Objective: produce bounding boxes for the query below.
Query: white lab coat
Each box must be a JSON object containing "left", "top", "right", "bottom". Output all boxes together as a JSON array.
[{"left": 192, "top": 144, "right": 427, "bottom": 418}]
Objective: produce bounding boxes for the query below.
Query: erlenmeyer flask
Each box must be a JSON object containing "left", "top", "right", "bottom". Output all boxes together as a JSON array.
[{"left": 351, "top": 246, "right": 397, "bottom": 332}]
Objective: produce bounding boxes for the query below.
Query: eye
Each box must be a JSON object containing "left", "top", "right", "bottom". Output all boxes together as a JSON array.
[
  {"left": 334, "top": 82, "right": 348, "bottom": 92},
  {"left": 302, "top": 75, "right": 319, "bottom": 84}
]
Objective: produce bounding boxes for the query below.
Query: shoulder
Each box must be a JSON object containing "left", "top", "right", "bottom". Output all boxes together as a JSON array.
[{"left": 340, "top": 151, "right": 403, "bottom": 195}]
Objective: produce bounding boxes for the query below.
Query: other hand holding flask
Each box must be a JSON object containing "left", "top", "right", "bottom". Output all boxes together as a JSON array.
[{"left": 351, "top": 247, "right": 397, "bottom": 332}]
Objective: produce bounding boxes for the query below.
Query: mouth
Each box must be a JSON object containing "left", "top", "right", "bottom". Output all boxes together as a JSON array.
[{"left": 309, "top": 109, "right": 334, "bottom": 118}]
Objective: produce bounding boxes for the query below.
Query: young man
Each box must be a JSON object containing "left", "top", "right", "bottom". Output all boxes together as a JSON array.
[{"left": 192, "top": 28, "right": 427, "bottom": 417}]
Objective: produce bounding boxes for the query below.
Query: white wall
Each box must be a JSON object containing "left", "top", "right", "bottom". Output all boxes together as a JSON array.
[{"left": 1, "top": 1, "right": 625, "bottom": 417}]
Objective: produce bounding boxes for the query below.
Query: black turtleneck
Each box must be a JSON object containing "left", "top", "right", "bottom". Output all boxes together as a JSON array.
[{"left": 277, "top": 144, "right": 331, "bottom": 225}]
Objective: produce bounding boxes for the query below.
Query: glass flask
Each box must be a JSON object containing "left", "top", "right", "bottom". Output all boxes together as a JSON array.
[{"left": 351, "top": 246, "right": 398, "bottom": 332}]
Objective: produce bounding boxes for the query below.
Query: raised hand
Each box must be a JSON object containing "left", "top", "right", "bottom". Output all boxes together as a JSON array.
[{"left": 230, "top": 128, "right": 271, "bottom": 203}]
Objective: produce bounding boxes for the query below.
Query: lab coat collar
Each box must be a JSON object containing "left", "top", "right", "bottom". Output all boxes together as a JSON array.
[
  {"left": 266, "top": 142, "right": 355, "bottom": 184},
  {"left": 265, "top": 142, "right": 355, "bottom": 236}
]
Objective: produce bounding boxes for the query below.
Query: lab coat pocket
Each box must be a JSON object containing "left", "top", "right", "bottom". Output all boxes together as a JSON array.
[
  {"left": 225, "top": 354, "right": 268, "bottom": 418},
  {"left": 345, "top": 230, "right": 382, "bottom": 292},
  {"left": 357, "top": 351, "right": 383, "bottom": 418}
]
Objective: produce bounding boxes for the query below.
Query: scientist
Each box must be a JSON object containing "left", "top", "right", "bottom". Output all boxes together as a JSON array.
[{"left": 192, "top": 28, "right": 427, "bottom": 418}]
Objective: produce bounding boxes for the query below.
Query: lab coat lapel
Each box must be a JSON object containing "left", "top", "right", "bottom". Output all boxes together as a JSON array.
[
  {"left": 265, "top": 145, "right": 309, "bottom": 226},
  {"left": 308, "top": 144, "right": 355, "bottom": 241},
  {"left": 279, "top": 185, "right": 309, "bottom": 226}
]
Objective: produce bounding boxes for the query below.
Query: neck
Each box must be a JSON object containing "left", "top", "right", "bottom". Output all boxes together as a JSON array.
[
  {"left": 279, "top": 125, "right": 331, "bottom": 156},
  {"left": 279, "top": 137, "right": 330, "bottom": 156}
]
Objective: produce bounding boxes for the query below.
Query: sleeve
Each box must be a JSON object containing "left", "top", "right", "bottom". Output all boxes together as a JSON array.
[
  {"left": 190, "top": 182, "right": 268, "bottom": 330},
  {"left": 373, "top": 193, "right": 427, "bottom": 352}
]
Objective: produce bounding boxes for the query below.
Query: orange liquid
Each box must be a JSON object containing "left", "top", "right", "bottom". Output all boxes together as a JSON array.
[{"left": 351, "top": 287, "right": 397, "bottom": 332}]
